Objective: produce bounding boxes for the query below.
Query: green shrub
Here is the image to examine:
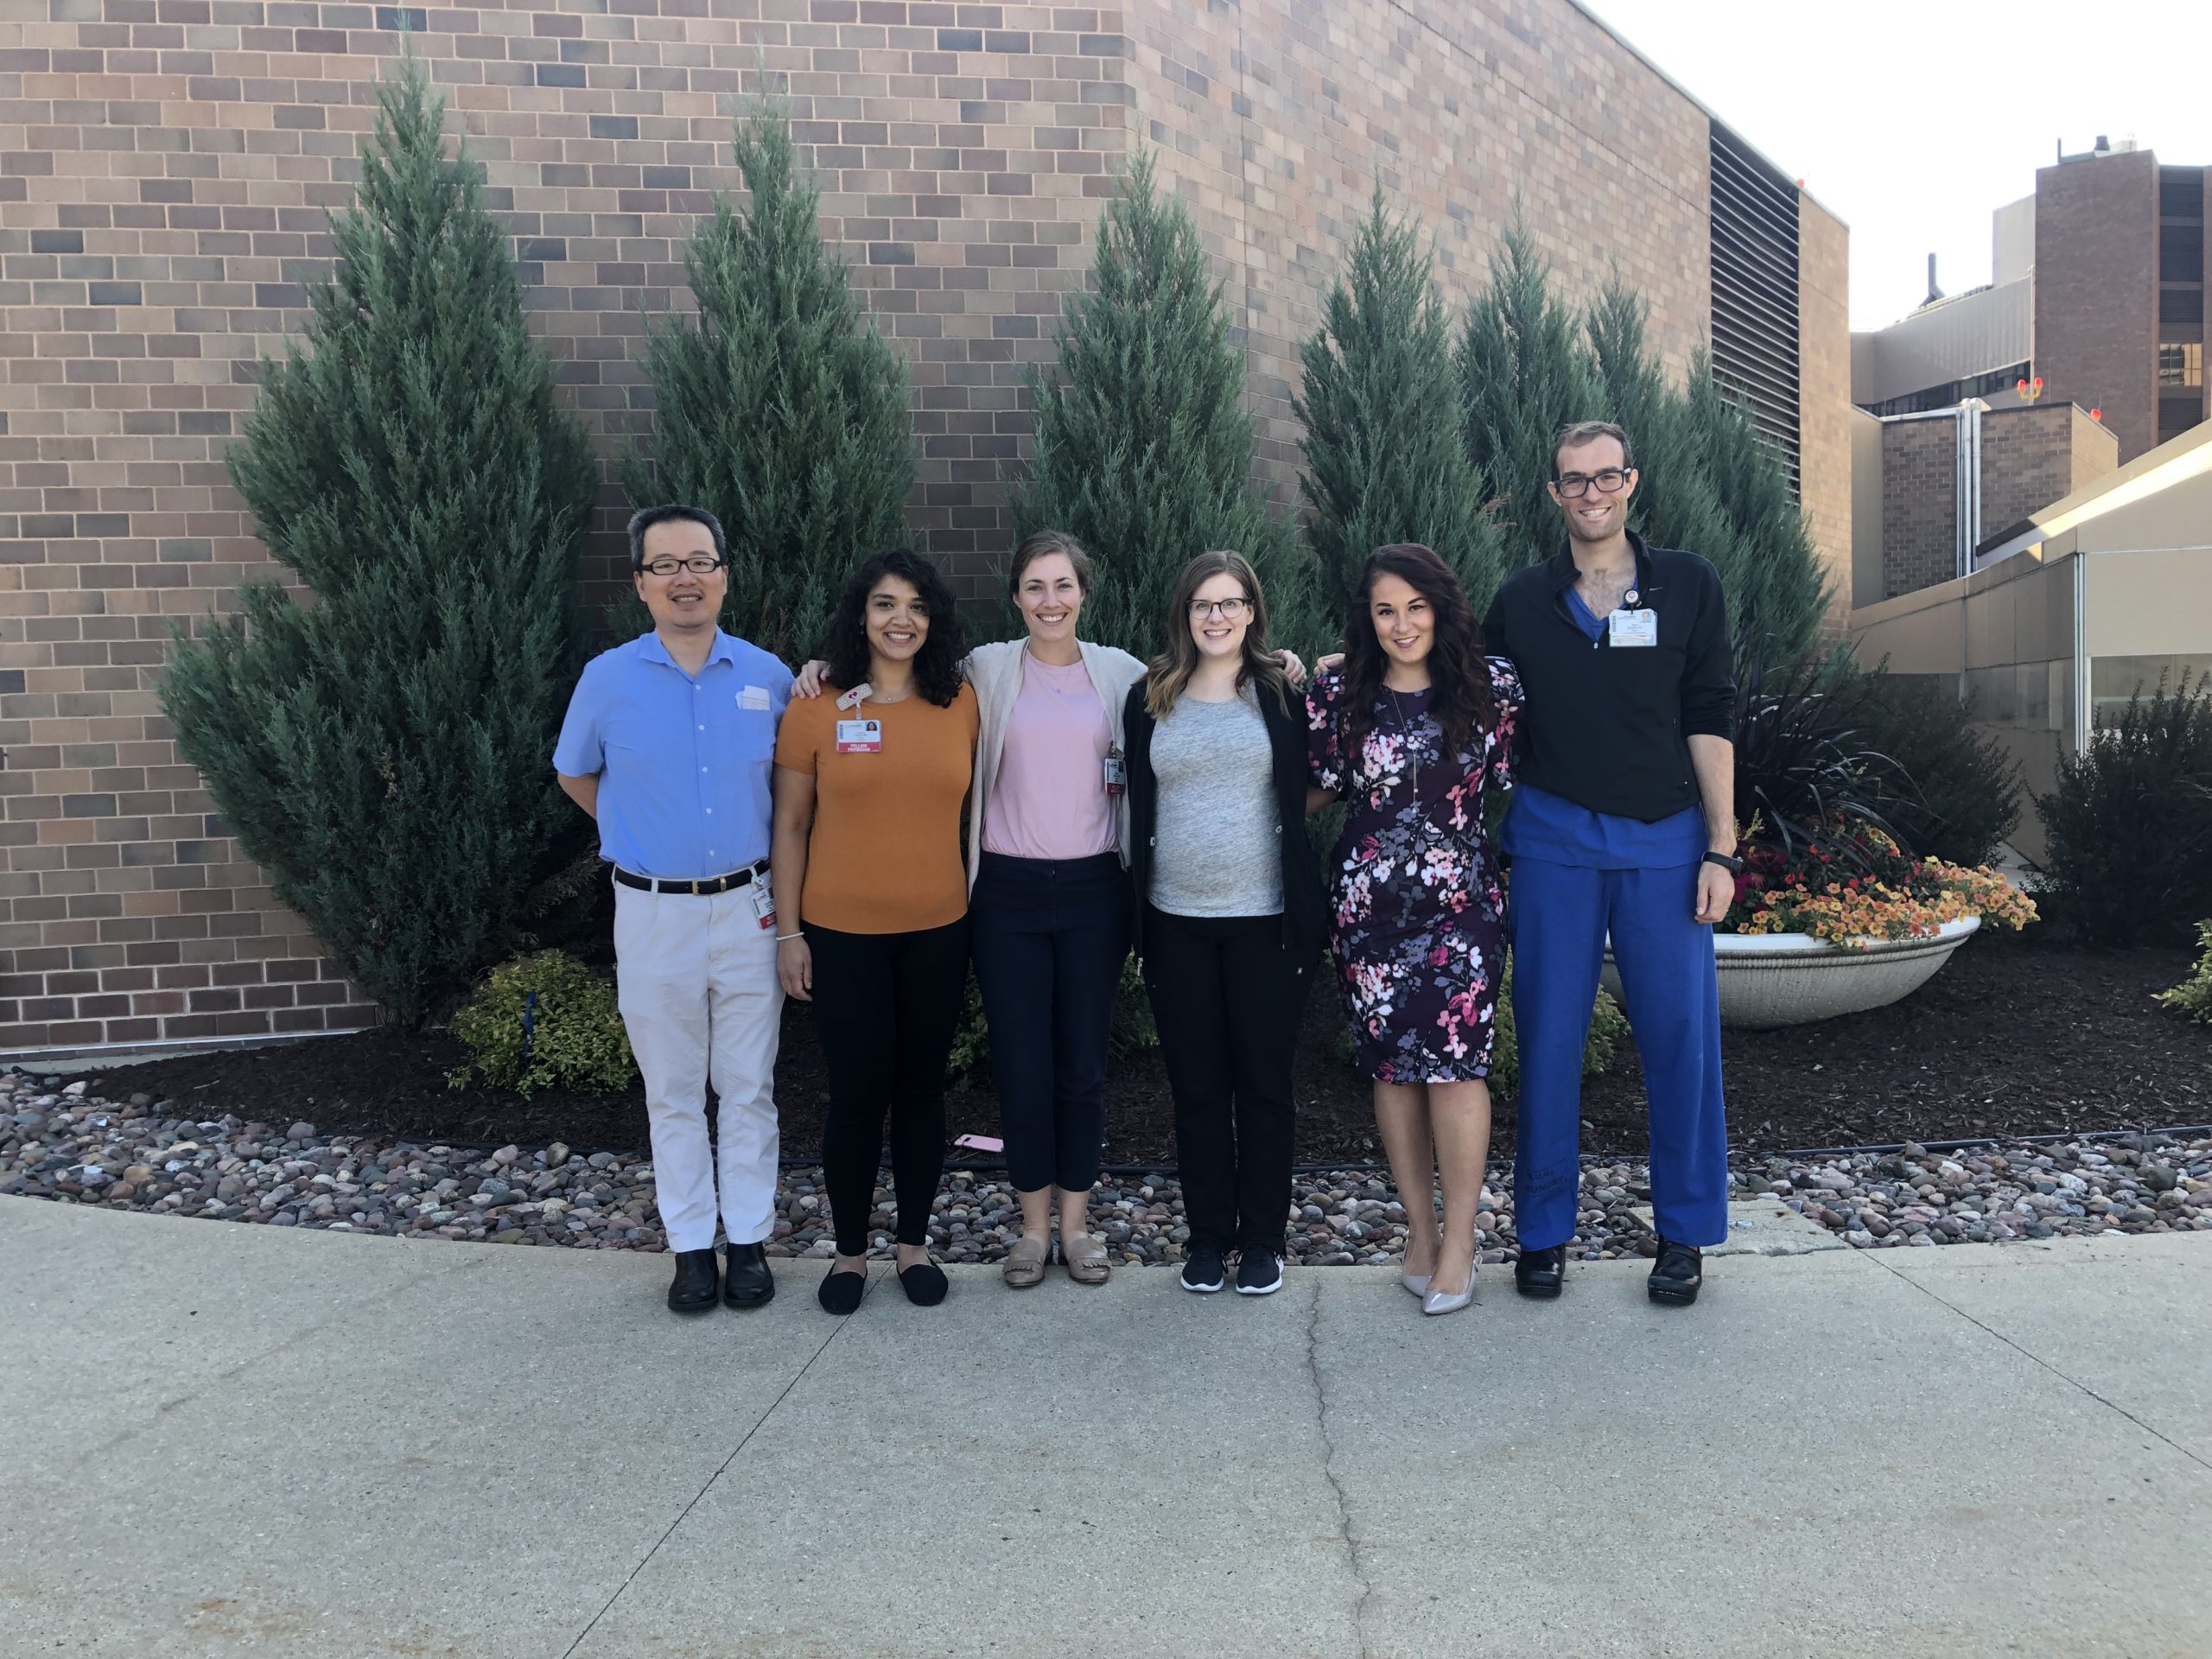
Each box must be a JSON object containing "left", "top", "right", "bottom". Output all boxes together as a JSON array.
[
  {"left": 1844, "top": 668, "right": 2021, "bottom": 866},
  {"left": 2034, "top": 672, "right": 2212, "bottom": 945},
  {"left": 160, "top": 56, "right": 599, "bottom": 1027},
  {"left": 449, "top": 951, "right": 637, "bottom": 1096},
  {"left": 2153, "top": 921, "right": 2212, "bottom": 1024}
]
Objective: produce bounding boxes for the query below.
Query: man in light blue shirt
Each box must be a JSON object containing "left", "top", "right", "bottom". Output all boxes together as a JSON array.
[{"left": 555, "top": 505, "right": 794, "bottom": 1314}]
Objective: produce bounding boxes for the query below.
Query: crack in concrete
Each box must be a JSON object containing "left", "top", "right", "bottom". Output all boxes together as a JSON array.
[{"left": 1304, "top": 1275, "right": 1375, "bottom": 1659}]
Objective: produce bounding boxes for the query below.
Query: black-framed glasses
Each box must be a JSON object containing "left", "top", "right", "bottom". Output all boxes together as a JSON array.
[
  {"left": 1554, "top": 468, "right": 1631, "bottom": 499},
  {"left": 640, "top": 556, "right": 725, "bottom": 577},
  {"left": 1189, "top": 597, "right": 1251, "bottom": 620}
]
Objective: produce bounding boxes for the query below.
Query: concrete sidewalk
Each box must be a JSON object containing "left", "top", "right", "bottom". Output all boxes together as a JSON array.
[{"left": 2, "top": 1201, "right": 2207, "bottom": 1658}]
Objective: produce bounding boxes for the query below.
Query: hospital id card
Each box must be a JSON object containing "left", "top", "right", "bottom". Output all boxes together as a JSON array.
[
  {"left": 1607, "top": 607, "right": 1657, "bottom": 648},
  {"left": 836, "top": 718, "right": 883, "bottom": 753}
]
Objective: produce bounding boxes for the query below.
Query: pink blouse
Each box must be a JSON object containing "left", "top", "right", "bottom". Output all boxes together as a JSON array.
[{"left": 980, "top": 650, "right": 1118, "bottom": 860}]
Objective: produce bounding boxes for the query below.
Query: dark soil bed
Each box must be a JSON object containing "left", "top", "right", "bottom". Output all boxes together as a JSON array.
[{"left": 72, "top": 931, "right": 2211, "bottom": 1165}]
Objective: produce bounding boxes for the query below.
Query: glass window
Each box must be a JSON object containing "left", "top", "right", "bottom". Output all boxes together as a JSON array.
[
  {"left": 2159, "top": 343, "right": 2203, "bottom": 387},
  {"left": 2089, "top": 655, "right": 2212, "bottom": 722},
  {"left": 2162, "top": 288, "right": 2205, "bottom": 326}
]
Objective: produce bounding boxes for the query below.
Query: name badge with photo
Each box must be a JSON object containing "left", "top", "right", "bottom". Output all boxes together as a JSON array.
[
  {"left": 836, "top": 718, "right": 883, "bottom": 753},
  {"left": 1607, "top": 607, "right": 1658, "bottom": 648}
]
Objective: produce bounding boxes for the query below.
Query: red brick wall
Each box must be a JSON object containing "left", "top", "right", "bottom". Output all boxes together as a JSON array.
[
  {"left": 1979, "top": 403, "right": 2117, "bottom": 543},
  {"left": 0, "top": 0, "right": 1834, "bottom": 1052}
]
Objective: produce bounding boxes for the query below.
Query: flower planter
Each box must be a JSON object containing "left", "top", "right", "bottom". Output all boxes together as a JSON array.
[{"left": 1601, "top": 916, "right": 1982, "bottom": 1031}]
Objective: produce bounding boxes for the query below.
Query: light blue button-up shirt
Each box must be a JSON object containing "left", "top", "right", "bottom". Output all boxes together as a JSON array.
[{"left": 553, "top": 630, "right": 793, "bottom": 880}]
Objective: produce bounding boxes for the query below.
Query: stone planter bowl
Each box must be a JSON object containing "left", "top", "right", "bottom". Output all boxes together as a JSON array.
[{"left": 1601, "top": 917, "right": 1982, "bottom": 1031}]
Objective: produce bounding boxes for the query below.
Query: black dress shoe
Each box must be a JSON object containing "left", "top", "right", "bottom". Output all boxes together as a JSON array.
[
  {"left": 1649, "top": 1239, "right": 1704, "bottom": 1306},
  {"left": 722, "top": 1241, "right": 775, "bottom": 1309},
  {"left": 817, "top": 1267, "right": 866, "bottom": 1316},
  {"left": 667, "top": 1249, "right": 720, "bottom": 1314},
  {"left": 898, "top": 1259, "right": 949, "bottom": 1306},
  {"left": 1514, "top": 1244, "right": 1567, "bottom": 1300}
]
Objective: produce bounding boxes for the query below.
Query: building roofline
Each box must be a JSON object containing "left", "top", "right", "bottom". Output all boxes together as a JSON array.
[
  {"left": 1565, "top": 0, "right": 1847, "bottom": 226},
  {"left": 1975, "top": 420, "right": 2212, "bottom": 562}
]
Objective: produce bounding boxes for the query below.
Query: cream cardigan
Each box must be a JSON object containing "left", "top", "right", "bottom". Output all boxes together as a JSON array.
[{"left": 963, "top": 638, "right": 1147, "bottom": 893}]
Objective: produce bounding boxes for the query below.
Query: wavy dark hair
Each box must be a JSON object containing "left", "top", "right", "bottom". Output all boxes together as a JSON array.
[
  {"left": 1338, "top": 543, "right": 1495, "bottom": 764},
  {"left": 820, "top": 547, "right": 969, "bottom": 709}
]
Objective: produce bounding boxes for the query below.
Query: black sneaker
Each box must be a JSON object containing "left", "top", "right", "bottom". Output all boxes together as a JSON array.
[
  {"left": 1180, "top": 1244, "right": 1226, "bottom": 1294},
  {"left": 1234, "top": 1247, "right": 1283, "bottom": 1296}
]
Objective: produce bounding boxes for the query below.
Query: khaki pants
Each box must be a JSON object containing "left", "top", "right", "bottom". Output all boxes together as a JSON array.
[{"left": 613, "top": 880, "right": 784, "bottom": 1254}]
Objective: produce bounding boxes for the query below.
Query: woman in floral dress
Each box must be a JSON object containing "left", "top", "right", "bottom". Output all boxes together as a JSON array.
[{"left": 1306, "top": 543, "right": 1522, "bottom": 1317}]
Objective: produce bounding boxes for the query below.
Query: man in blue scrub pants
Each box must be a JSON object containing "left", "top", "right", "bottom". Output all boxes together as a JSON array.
[
  {"left": 1482, "top": 421, "right": 1740, "bottom": 1306},
  {"left": 555, "top": 505, "right": 794, "bottom": 1315}
]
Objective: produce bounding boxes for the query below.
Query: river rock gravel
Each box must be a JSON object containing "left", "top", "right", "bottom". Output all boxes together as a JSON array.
[{"left": 3, "top": 1069, "right": 2207, "bottom": 1263}]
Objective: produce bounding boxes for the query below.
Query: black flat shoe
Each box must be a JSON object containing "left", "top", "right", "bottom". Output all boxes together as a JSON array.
[
  {"left": 817, "top": 1267, "right": 866, "bottom": 1316},
  {"left": 1649, "top": 1239, "right": 1703, "bottom": 1306},
  {"left": 1514, "top": 1244, "right": 1567, "bottom": 1300},
  {"left": 723, "top": 1241, "right": 775, "bottom": 1309},
  {"left": 898, "top": 1260, "right": 949, "bottom": 1306},
  {"left": 667, "top": 1249, "right": 720, "bottom": 1315}
]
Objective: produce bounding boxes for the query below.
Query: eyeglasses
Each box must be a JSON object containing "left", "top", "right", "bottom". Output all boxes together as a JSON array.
[
  {"left": 639, "top": 556, "right": 725, "bottom": 577},
  {"left": 1189, "top": 597, "right": 1251, "bottom": 621},
  {"left": 1553, "top": 468, "right": 1631, "bottom": 499}
]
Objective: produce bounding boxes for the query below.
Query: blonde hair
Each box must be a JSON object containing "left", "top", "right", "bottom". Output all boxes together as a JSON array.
[{"left": 1142, "top": 549, "right": 1287, "bottom": 721}]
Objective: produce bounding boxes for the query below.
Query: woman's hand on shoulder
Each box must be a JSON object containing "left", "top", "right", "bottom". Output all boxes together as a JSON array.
[
  {"left": 1314, "top": 652, "right": 1344, "bottom": 679},
  {"left": 1275, "top": 648, "right": 1307, "bottom": 688},
  {"left": 791, "top": 658, "right": 830, "bottom": 700}
]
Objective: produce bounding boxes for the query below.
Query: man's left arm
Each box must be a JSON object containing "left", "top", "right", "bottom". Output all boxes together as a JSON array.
[{"left": 1681, "top": 563, "right": 1738, "bottom": 924}]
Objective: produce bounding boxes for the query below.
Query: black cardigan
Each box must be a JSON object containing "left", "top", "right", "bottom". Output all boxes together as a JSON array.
[
  {"left": 1122, "top": 675, "right": 1327, "bottom": 963},
  {"left": 1480, "top": 531, "right": 1738, "bottom": 823}
]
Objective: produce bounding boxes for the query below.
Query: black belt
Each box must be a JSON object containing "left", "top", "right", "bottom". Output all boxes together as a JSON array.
[{"left": 614, "top": 860, "right": 767, "bottom": 897}]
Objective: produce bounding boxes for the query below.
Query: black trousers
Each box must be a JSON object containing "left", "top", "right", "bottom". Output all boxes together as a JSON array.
[
  {"left": 1141, "top": 904, "right": 1311, "bottom": 1253},
  {"left": 969, "top": 851, "right": 1131, "bottom": 1194},
  {"left": 806, "top": 917, "right": 970, "bottom": 1255}
]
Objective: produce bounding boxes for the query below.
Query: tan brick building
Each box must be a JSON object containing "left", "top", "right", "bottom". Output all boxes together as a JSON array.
[{"left": 0, "top": 0, "right": 1849, "bottom": 1053}]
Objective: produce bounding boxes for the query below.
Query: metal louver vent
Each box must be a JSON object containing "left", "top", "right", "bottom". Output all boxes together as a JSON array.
[{"left": 1709, "top": 122, "right": 1801, "bottom": 493}]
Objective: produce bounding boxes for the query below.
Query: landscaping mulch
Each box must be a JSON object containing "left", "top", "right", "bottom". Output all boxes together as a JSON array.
[{"left": 70, "top": 930, "right": 2211, "bottom": 1166}]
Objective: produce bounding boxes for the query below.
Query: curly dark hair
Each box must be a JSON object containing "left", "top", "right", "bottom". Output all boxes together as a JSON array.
[
  {"left": 820, "top": 548, "right": 969, "bottom": 709},
  {"left": 1338, "top": 543, "right": 1496, "bottom": 765}
]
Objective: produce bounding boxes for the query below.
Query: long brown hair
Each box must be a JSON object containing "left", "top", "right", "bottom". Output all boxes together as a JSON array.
[
  {"left": 1006, "top": 529, "right": 1093, "bottom": 596},
  {"left": 1142, "top": 549, "right": 1287, "bottom": 721},
  {"left": 1338, "top": 543, "right": 1495, "bottom": 762}
]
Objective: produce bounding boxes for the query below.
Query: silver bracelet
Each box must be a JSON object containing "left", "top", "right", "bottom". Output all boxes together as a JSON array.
[{"left": 775, "top": 931, "right": 804, "bottom": 943}]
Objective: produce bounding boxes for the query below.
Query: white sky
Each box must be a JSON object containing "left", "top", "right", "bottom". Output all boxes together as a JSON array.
[{"left": 1583, "top": 0, "right": 2212, "bottom": 330}]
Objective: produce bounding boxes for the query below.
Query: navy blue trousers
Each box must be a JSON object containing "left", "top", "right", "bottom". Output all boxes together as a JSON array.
[
  {"left": 969, "top": 851, "right": 1130, "bottom": 1193},
  {"left": 1510, "top": 858, "right": 1728, "bottom": 1251}
]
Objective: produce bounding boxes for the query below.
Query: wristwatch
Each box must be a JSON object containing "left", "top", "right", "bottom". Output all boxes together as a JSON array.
[{"left": 1701, "top": 849, "right": 1745, "bottom": 874}]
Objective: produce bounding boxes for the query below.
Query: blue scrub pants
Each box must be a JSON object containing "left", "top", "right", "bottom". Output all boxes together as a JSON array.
[{"left": 1509, "top": 857, "right": 1728, "bottom": 1252}]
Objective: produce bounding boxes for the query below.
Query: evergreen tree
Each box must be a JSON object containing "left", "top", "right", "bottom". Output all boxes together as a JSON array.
[
  {"left": 624, "top": 99, "right": 914, "bottom": 661},
  {"left": 1295, "top": 185, "right": 1503, "bottom": 626},
  {"left": 160, "top": 56, "right": 599, "bottom": 1027},
  {"left": 1009, "top": 149, "right": 1304, "bottom": 657},
  {"left": 1457, "top": 215, "right": 1600, "bottom": 575},
  {"left": 1685, "top": 350, "right": 1834, "bottom": 669}
]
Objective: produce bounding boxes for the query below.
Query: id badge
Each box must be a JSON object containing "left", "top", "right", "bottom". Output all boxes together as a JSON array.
[
  {"left": 1103, "top": 748, "right": 1127, "bottom": 794},
  {"left": 836, "top": 718, "right": 883, "bottom": 753},
  {"left": 749, "top": 880, "right": 776, "bottom": 931},
  {"left": 1607, "top": 607, "right": 1658, "bottom": 648}
]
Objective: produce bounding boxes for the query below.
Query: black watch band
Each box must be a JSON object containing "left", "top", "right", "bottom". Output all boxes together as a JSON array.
[{"left": 1701, "top": 849, "right": 1745, "bottom": 875}]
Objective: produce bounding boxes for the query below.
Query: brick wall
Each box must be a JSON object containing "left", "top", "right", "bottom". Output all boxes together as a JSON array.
[
  {"left": 0, "top": 0, "right": 1836, "bottom": 1052},
  {"left": 1880, "top": 415, "right": 1958, "bottom": 599},
  {"left": 1979, "top": 402, "right": 2117, "bottom": 542},
  {"left": 1797, "top": 194, "right": 1850, "bottom": 634},
  {"left": 2036, "top": 149, "right": 2158, "bottom": 462}
]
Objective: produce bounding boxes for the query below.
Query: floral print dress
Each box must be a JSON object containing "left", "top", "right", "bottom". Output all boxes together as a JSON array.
[{"left": 1306, "top": 659, "right": 1523, "bottom": 1082}]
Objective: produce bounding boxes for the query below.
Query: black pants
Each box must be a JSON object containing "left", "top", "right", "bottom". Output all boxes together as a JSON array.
[
  {"left": 969, "top": 851, "right": 1131, "bottom": 1194},
  {"left": 806, "top": 917, "right": 970, "bottom": 1255},
  {"left": 1141, "top": 904, "right": 1311, "bottom": 1254}
]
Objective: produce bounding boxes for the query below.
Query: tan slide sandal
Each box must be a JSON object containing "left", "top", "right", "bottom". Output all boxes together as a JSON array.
[
  {"left": 1001, "top": 1235, "right": 1049, "bottom": 1288},
  {"left": 1062, "top": 1233, "right": 1111, "bottom": 1286}
]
